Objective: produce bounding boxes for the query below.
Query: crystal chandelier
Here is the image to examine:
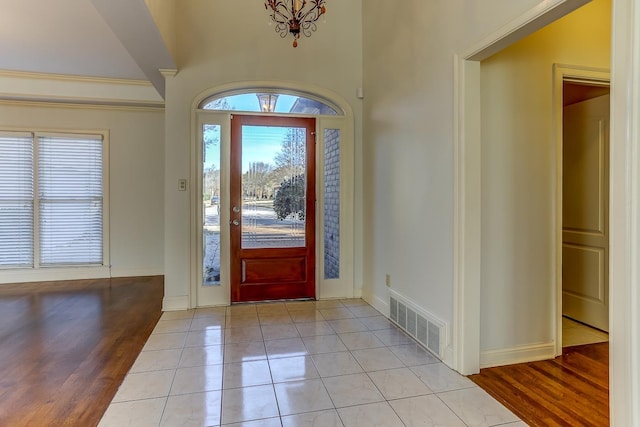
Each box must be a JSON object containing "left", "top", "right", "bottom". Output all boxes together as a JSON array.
[{"left": 264, "top": 0, "right": 327, "bottom": 47}]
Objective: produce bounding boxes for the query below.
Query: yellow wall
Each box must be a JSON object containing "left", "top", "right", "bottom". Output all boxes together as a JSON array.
[{"left": 480, "top": 0, "right": 611, "bottom": 355}]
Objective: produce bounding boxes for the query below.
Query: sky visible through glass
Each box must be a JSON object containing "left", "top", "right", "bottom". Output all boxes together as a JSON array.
[{"left": 204, "top": 125, "right": 289, "bottom": 173}]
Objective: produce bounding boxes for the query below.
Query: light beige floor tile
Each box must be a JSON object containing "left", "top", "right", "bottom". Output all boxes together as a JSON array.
[
  {"left": 337, "top": 402, "right": 404, "bottom": 427},
  {"left": 256, "top": 302, "right": 288, "bottom": 314},
  {"left": 185, "top": 329, "right": 225, "bottom": 347},
  {"left": 142, "top": 332, "right": 187, "bottom": 351},
  {"left": 227, "top": 305, "right": 258, "bottom": 316},
  {"left": 190, "top": 316, "right": 225, "bottom": 331},
  {"left": 194, "top": 306, "right": 226, "bottom": 318},
  {"left": 438, "top": 387, "right": 520, "bottom": 427},
  {"left": 327, "top": 318, "right": 368, "bottom": 334},
  {"left": 153, "top": 318, "right": 192, "bottom": 334},
  {"left": 302, "top": 335, "right": 347, "bottom": 354},
  {"left": 338, "top": 299, "right": 368, "bottom": 307},
  {"left": 259, "top": 314, "right": 293, "bottom": 326},
  {"left": 319, "top": 308, "right": 354, "bottom": 320},
  {"left": 112, "top": 370, "right": 175, "bottom": 402},
  {"left": 285, "top": 300, "right": 316, "bottom": 310},
  {"left": 311, "top": 352, "right": 363, "bottom": 377},
  {"left": 388, "top": 343, "right": 440, "bottom": 366},
  {"left": 130, "top": 348, "right": 182, "bottom": 373},
  {"left": 347, "top": 306, "right": 381, "bottom": 318},
  {"left": 224, "top": 417, "right": 283, "bottom": 427},
  {"left": 224, "top": 341, "right": 267, "bottom": 363},
  {"left": 274, "top": 378, "right": 334, "bottom": 416},
  {"left": 358, "top": 316, "right": 395, "bottom": 331},
  {"left": 223, "top": 360, "right": 272, "bottom": 389},
  {"left": 322, "top": 373, "right": 384, "bottom": 408},
  {"left": 501, "top": 422, "right": 529, "bottom": 426},
  {"left": 389, "top": 394, "right": 466, "bottom": 427},
  {"left": 367, "top": 367, "right": 433, "bottom": 399},
  {"left": 266, "top": 337, "right": 308, "bottom": 359},
  {"left": 224, "top": 316, "right": 261, "bottom": 329},
  {"left": 563, "top": 326, "right": 608, "bottom": 347},
  {"left": 410, "top": 363, "right": 475, "bottom": 392},
  {"left": 225, "top": 326, "right": 264, "bottom": 344},
  {"left": 295, "top": 321, "right": 336, "bottom": 337},
  {"left": 161, "top": 310, "right": 195, "bottom": 321},
  {"left": 282, "top": 409, "right": 343, "bottom": 427},
  {"left": 372, "top": 328, "right": 414, "bottom": 346},
  {"left": 160, "top": 390, "right": 222, "bottom": 426},
  {"left": 338, "top": 331, "right": 385, "bottom": 350},
  {"left": 171, "top": 364, "right": 223, "bottom": 395},
  {"left": 315, "top": 300, "right": 345, "bottom": 309},
  {"left": 351, "top": 347, "right": 404, "bottom": 372},
  {"left": 179, "top": 345, "right": 224, "bottom": 368},
  {"left": 261, "top": 323, "right": 300, "bottom": 341},
  {"left": 289, "top": 310, "right": 325, "bottom": 323},
  {"left": 98, "top": 397, "right": 166, "bottom": 427},
  {"left": 269, "top": 355, "right": 320, "bottom": 383},
  {"left": 221, "top": 384, "right": 279, "bottom": 424}
]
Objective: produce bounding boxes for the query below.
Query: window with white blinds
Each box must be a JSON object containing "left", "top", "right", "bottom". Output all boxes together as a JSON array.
[
  {"left": 0, "top": 131, "right": 105, "bottom": 269},
  {"left": 0, "top": 133, "right": 34, "bottom": 267},
  {"left": 38, "top": 135, "right": 103, "bottom": 266}
]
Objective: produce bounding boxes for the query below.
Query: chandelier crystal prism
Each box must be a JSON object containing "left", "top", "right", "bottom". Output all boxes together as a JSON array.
[{"left": 264, "top": 0, "right": 327, "bottom": 47}]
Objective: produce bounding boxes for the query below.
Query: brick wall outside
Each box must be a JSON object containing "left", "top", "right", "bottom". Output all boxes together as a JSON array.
[{"left": 324, "top": 129, "right": 340, "bottom": 279}]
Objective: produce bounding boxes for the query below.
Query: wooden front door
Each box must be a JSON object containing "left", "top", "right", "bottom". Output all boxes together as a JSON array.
[
  {"left": 562, "top": 93, "right": 610, "bottom": 332},
  {"left": 230, "top": 115, "right": 316, "bottom": 302}
]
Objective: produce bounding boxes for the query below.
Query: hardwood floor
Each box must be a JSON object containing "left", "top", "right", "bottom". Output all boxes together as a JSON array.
[
  {"left": 0, "top": 276, "right": 163, "bottom": 427},
  {"left": 470, "top": 343, "right": 609, "bottom": 426}
]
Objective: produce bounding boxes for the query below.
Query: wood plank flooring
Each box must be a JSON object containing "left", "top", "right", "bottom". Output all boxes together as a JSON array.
[
  {"left": 0, "top": 276, "right": 163, "bottom": 427},
  {"left": 469, "top": 343, "right": 609, "bottom": 426}
]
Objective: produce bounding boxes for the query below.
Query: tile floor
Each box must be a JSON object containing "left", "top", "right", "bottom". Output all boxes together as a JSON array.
[
  {"left": 99, "top": 299, "right": 525, "bottom": 427},
  {"left": 562, "top": 315, "right": 609, "bottom": 347}
]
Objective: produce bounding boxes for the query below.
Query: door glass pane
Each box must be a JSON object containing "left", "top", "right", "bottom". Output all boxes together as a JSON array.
[
  {"left": 203, "top": 124, "right": 221, "bottom": 286},
  {"left": 324, "top": 129, "right": 340, "bottom": 279},
  {"left": 242, "top": 125, "right": 306, "bottom": 249}
]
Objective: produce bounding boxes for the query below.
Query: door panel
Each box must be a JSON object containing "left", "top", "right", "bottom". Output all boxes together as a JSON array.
[
  {"left": 562, "top": 94, "right": 609, "bottom": 332},
  {"left": 230, "top": 115, "right": 315, "bottom": 302}
]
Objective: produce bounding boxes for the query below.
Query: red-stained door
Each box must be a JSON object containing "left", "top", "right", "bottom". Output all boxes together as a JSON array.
[{"left": 230, "top": 115, "right": 316, "bottom": 302}]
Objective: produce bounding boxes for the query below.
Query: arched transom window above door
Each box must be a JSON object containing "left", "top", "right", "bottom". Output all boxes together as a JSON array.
[{"left": 199, "top": 91, "right": 342, "bottom": 116}]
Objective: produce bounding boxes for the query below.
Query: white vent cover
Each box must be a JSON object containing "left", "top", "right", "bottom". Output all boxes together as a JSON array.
[{"left": 389, "top": 291, "right": 446, "bottom": 360}]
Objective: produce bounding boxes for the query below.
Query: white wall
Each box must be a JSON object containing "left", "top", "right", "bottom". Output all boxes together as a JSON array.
[
  {"left": 163, "top": 0, "right": 363, "bottom": 306},
  {"left": 480, "top": 0, "right": 610, "bottom": 355},
  {"left": 361, "top": 0, "right": 592, "bottom": 360},
  {"left": 0, "top": 102, "right": 165, "bottom": 279}
]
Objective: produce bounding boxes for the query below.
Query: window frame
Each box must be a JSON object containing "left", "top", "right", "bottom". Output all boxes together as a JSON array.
[{"left": 0, "top": 128, "right": 110, "bottom": 281}]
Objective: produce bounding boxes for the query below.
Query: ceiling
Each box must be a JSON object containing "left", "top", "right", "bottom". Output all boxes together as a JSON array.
[{"left": 0, "top": 0, "right": 175, "bottom": 94}]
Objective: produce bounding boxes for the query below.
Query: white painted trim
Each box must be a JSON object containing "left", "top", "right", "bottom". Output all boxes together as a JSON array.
[
  {"left": 551, "top": 65, "right": 610, "bottom": 357},
  {"left": 480, "top": 342, "right": 556, "bottom": 369},
  {"left": 364, "top": 293, "right": 390, "bottom": 318},
  {"left": 109, "top": 268, "right": 164, "bottom": 278},
  {"left": 162, "top": 295, "right": 190, "bottom": 312},
  {"left": 610, "top": 0, "right": 640, "bottom": 425},
  {"left": 464, "top": 0, "right": 590, "bottom": 61},
  {"left": 0, "top": 266, "right": 110, "bottom": 284}
]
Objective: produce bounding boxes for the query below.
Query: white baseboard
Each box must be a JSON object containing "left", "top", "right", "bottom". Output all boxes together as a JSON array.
[
  {"left": 0, "top": 266, "right": 110, "bottom": 284},
  {"left": 163, "top": 295, "right": 190, "bottom": 312},
  {"left": 365, "top": 292, "right": 390, "bottom": 318},
  {"left": 110, "top": 267, "right": 164, "bottom": 278},
  {"left": 480, "top": 342, "right": 556, "bottom": 368}
]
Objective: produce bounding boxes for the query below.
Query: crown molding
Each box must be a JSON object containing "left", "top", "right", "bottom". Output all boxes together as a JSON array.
[{"left": 0, "top": 69, "right": 164, "bottom": 106}]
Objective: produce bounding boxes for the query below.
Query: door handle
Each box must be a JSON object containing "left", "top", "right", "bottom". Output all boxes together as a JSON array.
[{"left": 230, "top": 219, "right": 240, "bottom": 226}]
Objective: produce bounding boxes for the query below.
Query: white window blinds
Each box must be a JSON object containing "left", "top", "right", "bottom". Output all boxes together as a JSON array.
[
  {"left": 38, "top": 135, "right": 103, "bottom": 266},
  {"left": 0, "top": 133, "right": 34, "bottom": 267}
]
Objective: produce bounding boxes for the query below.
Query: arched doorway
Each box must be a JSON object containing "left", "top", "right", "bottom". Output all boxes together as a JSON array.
[{"left": 192, "top": 86, "right": 354, "bottom": 307}]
